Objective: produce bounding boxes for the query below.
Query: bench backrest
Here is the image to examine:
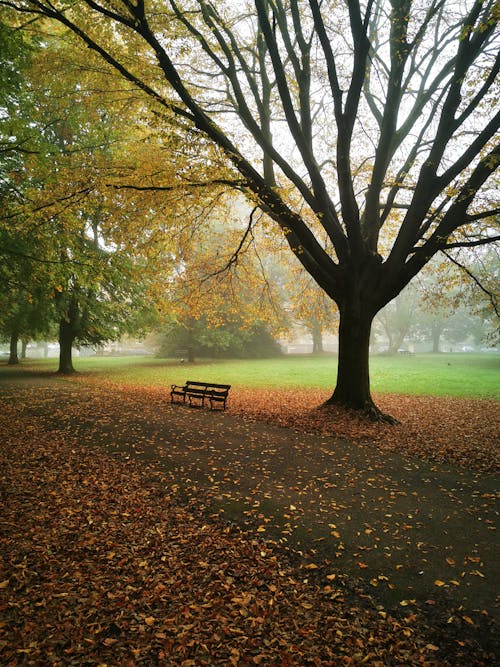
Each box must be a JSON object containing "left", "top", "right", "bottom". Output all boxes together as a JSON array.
[{"left": 186, "top": 381, "right": 231, "bottom": 392}]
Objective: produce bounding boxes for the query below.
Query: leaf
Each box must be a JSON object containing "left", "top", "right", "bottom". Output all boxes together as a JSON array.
[{"left": 103, "top": 638, "right": 118, "bottom": 646}]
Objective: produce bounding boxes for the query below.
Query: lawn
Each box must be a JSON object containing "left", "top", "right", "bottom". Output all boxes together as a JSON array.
[{"left": 6, "top": 352, "right": 499, "bottom": 399}]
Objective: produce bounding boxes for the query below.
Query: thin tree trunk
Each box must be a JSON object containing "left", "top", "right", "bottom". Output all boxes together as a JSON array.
[
  {"left": 311, "top": 321, "right": 324, "bottom": 354},
  {"left": 58, "top": 318, "right": 75, "bottom": 374},
  {"left": 21, "top": 339, "right": 28, "bottom": 359},
  {"left": 386, "top": 330, "right": 407, "bottom": 355},
  {"left": 431, "top": 322, "right": 442, "bottom": 353},
  {"left": 8, "top": 330, "right": 19, "bottom": 365}
]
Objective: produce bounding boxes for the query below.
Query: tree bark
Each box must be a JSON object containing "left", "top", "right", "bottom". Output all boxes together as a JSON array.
[
  {"left": 325, "top": 301, "right": 398, "bottom": 422},
  {"left": 8, "top": 330, "right": 19, "bottom": 365},
  {"left": 327, "top": 305, "right": 372, "bottom": 406},
  {"left": 58, "top": 317, "right": 76, "bottom": 374},
  {"left": 21, "top": 339, "right": 28, "bottom": 359}
]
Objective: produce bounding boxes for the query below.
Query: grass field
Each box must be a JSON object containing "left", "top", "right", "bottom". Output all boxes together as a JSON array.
[{"left": 3, "top": 352, "right": 499, "bottom": 399}]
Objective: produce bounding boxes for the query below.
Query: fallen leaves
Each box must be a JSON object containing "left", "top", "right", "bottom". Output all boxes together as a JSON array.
[
  {"left": 229, "top": 389, "right": 499, "bottom": 473},
  {"left": 0, "top": 375, "right": 498, "bottom": 666},
  {"left": 1, "top": 403, "right": 441, "bottom": 666}
]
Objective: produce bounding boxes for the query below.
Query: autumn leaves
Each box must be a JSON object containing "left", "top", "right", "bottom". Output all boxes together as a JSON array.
[{"left": 1, "top": 375, "right": 498, "bottom": 664}]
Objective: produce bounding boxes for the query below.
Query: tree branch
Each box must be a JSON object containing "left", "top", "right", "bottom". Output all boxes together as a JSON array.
[
  {"left": 107, "top": 178, "right": 247, "bottom": 192},
  {"left": 206, "top": 205, "right": 259, "bottom": 277},
  {"left": 440, "top": 235, "right": 500, "bottom": 249},
  {"left": 442, "top": 249, "right": 499, "bottom": 318}
]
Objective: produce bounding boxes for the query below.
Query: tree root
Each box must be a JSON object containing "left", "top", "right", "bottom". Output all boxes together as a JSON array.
[
  {"left": 322, "top": 398, "right": 401, "bottom": 425},
  {"left": 363, "top": 404, "right": 400, "bottom": 424}
]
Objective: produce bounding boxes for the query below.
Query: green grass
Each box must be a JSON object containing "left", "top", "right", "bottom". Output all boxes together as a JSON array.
[{"left": 3, "top": 353, "right": 499, "bottom": 399}]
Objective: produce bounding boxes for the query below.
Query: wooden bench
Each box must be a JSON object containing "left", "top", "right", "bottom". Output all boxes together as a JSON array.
[{"left": 170, "top": 380, "right": 231, "bottom": 411}]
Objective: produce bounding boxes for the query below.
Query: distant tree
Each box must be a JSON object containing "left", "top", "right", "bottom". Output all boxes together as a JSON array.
[
  {"left": 0, "top": 289, "right": 54, "bottom": 364},
  {"left": 2, "top": 1, "right": 499, "bottom": 419},
  {"left": 283, "top": 264, "right": 339, "bottom": 354},
  {"left": 159, "top": 314, "right": 281, "bottom": 361},
  {"left": 375, "top": 286, "right": 419, "bottom": 354},
  {"left": 413, "top": 251, "right": 499, "bottom": 351},
  {"left": 48, "top": 212, "right": 162, "bottom": 373},
  {"left": 0, "top": 24, "right": 168, "bottom": 372},
  {"left": 0, "top": 211, "right": 56, "bottom": 365},
  {"left": 157, "top": 210, "right": 285, "bottom": 361}
]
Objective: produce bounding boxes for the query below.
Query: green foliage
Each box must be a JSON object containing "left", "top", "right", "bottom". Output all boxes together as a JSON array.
[
  {"left": 159, "top": 316, "right": 282, "bottom": 360},
  {"left": 0, "top": 21, "right": 164, "bottom": 363},
  {"left": 0, "top": 17, "right": 36, "bottom": 179}
]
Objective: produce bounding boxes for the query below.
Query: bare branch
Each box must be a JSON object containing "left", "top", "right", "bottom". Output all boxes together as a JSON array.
[
  {"left": 442, "top": 249, "right": 499, "bottom": 318},
  {"left": 206, "top": 205, "right": 259, "bottom": 278},
  {"left": 107, "top": 178, "right": 247, "bottom": 192},
  {"left": 440, "top": 235, "right": 500, "bottom": 249}
]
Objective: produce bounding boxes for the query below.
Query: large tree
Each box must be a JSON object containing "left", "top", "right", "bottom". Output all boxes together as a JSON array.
[
  {"left": 3, "top": 0, "right": 499, "bottom": 418},
  {"left": 0, "top": 22, "right": 167, "bottom": 372}
]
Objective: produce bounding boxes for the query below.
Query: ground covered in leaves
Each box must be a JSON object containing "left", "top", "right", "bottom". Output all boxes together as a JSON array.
[
  {"left": 0, "top": 372, "right": 498, "bottom": 665},
  {"left": 229, "top": 389, "right": 499, "bottom": 474}
]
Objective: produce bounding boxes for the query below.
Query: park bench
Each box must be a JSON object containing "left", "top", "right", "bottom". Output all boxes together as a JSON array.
[{"left": 170, "top": 380, "right": 231, "bottom": 411}]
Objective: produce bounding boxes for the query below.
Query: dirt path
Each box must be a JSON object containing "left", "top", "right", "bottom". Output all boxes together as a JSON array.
[{"left": 1, "top": 371, "right": 498, "bottom": 664}]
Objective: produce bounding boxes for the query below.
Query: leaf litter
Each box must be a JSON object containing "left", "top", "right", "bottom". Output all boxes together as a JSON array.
[{"left": 0, "top": 376, "right": 498, "bottom": 665}]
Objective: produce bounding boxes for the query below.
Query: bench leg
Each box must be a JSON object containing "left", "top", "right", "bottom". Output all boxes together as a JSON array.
[
  {"left": 209, "top": 400, "right": 226, "bottom": 411},
  {"left": 188, "top": 396, "right": 205, "bottom": 408}
]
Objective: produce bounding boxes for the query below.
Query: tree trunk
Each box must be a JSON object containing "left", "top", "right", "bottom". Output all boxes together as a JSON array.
[
  {"left": 21, "top": 339, "right": 28, "bottom": 359},
  {"left": 325, "top": 302, "right": 397, "bottom": 422},
  {"left": 8, "top": 330, "right": 19, "bottom": 365},
  {"left": 311, "top": 321, "right": 324, "bottom": 354},
  {"left": 386, "top": 330, "right": 406, "bottom": 355},
  {"left": 431, "top": 322, "right": 442, "bottom": 353},
  {"left": 58, "top": 317, "right": 76, "bottom": 374}
]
